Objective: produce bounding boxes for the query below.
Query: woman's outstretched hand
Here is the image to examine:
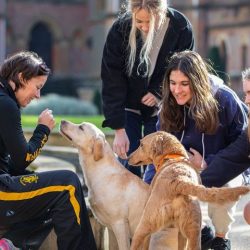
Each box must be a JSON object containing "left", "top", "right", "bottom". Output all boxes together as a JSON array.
[
  {"left": 113, "top": 128, "right": 129, "bottom": 159},
  {"left": 38, "top": 108, "right": 56, "bottom": 131}
]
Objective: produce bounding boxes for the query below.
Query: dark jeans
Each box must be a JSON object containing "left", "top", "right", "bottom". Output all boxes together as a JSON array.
[{"left": 119, "top": 111, "right": 157, "bottom": 177}]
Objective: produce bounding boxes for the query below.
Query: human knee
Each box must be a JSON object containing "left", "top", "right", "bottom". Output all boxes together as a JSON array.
[
  {"left": 208, "top": 202, "right": 236, "bottom": 234},
  {"left": 56, "top": 170, "right": 82, "bottom": 188},
  {"left": 66, "top": 170, "right": 81, "bottom": 185}
]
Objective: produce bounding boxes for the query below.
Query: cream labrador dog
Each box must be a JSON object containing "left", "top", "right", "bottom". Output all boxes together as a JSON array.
[{"left": 59, "top": 120, "right": 150, "bottom": 250}]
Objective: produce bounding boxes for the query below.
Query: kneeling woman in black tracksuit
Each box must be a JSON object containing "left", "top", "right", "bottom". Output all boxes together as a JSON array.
[{"left": 0, "top": 51, "right": 97, "bottom": 250}]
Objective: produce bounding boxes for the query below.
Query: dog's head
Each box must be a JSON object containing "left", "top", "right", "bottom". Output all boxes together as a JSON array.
[
  {"left": 60, "top": 120, "right": 105, "bottom": 161},
  {"left": 128, "top": 131, "right": 188, "bottom": 167}
]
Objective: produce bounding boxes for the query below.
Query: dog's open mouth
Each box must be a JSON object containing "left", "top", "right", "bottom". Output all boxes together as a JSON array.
[{"left": 60, "top": 129, "right": 72, "bottom": 141}]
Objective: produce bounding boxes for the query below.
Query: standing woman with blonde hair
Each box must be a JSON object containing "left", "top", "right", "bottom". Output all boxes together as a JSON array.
[{"left": 101, "top": 0, "right": 194, "bottom": 177}]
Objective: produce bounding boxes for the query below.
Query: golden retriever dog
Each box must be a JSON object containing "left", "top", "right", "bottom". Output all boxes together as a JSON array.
[
  {"left": 59, "top": 120, "right": 150, "bottom": 250},
  {"left": 128, "top": 131, "right": 250, "bottom": 250}
]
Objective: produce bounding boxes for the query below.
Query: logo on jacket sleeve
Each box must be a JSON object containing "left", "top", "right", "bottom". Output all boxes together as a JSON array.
[{"left": 20, "top": 174, "right": 39, "bottom": 186}]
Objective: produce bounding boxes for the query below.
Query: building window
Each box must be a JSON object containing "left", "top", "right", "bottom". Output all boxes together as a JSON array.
[
  {"left": 28, "top": 22, "right": 53, "bottom": 69},
  {"left": 242, "top": 45, "right": 247, "bottom": 70},
  {"left": 207, "top": 43, "right": 227, "bottom": 83}
]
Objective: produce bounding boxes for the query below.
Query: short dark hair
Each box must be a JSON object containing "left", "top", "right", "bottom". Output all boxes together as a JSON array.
[
  {"left": 242, "top": 68, "right": 250, "bottom": 81},
  {"left": 0, "top": 51, "right": 50, "bottom": 91}
]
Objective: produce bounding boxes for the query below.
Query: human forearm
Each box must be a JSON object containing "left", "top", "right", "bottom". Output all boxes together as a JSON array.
[{"left": 201, "top": 131, "right": 250, "bottom": 187}]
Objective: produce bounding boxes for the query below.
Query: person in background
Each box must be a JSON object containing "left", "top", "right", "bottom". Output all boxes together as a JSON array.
[
  {"left": 242, "top": 68, "right": 250, "bottom": 106},
  {"left": 101, "top": 0, "right": 194, "bottom": 177},
  {"left": 242, "top": 68, "right": 250, "bottom": 184},
  {"left": 0, "top": 51, "right": 97, "bottom": 250},
  {"left": 144, "top": 50, "right": 250, "bottom": 250},
  {"left": 242, "top": 68, "right": 250, "bottom": 225}
]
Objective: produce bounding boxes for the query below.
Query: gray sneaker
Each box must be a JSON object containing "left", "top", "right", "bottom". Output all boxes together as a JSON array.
[{"left": 211, "top": 237, "right": 231, "bottom": 250}]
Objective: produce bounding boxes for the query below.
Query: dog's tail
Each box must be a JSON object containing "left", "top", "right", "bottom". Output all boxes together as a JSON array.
[{"left": 177, "top": 182, "right": 250, "bottom": 204}]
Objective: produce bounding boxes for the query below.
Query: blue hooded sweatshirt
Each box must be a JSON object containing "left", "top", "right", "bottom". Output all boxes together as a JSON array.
[{"left": 144, "top": 75, "right": 250, "bottom": 187}]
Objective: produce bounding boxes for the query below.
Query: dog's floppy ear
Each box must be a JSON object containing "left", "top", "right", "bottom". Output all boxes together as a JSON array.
[
  {"left": 153, "top": 135, "right": 164, "bottom": 156},
  {"left": 93, "top": 137, "right": 104, "bottom": 161}
]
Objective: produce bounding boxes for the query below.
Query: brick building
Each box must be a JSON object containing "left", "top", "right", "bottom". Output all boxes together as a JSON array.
[
  {"left": 5, "top": 0, "right": 89, "bottom": 76},
  {"left": 173, "top": 0, "right": 250, "bottom": 95},
  {"left": 89, "top": 0, "right": 250, "bottom": 95},
  {"left": 1, "top": 0, "right": 250, "bottom": 96}
]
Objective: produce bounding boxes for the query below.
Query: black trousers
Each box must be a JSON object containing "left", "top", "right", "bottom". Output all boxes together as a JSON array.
[{"left": 0, "top": 170, "right": 97, "bottom": 250}]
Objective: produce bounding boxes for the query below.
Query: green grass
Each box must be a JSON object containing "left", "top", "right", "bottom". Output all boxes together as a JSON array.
[{"left": 22, "top": 115, "right": 112, "bottom": 133}]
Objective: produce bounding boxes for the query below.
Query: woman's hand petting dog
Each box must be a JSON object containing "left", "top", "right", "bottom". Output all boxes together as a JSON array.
[{"left": 188, "top": 148, "right": 207, "bottom": 171}]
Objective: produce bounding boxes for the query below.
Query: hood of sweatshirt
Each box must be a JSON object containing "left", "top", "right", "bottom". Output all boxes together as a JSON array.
[{"left": 209, "top": 74, "right": 224, "bottom": 96}]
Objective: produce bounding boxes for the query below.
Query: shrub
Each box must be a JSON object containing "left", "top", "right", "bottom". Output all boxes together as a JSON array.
[{"left": 22, "top": 94, "right": 98, "bottom": 115}]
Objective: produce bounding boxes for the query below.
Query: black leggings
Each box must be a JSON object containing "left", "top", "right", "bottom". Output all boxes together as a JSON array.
[{"left": 0, "top": 170, "right": 97, "bottom": 250}]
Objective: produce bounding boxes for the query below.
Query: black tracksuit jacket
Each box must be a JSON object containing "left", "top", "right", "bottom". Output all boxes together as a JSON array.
[
  {"left": 0, "top": 79, "right": 97, "bottom": 250},
  {"left": 101, "top": 8, "right": 194, "bottom": 129},
  {"left": 0, "top": 79, "right": 49, "bottom": 176}
]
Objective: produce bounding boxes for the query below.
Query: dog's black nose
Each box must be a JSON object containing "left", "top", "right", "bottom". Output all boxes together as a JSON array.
[
  {"left": 60, "top": 120, "right": 68, "bottom": 130},
  {"left": 61, "top": 120, "right": 66, "bottom": 125}
]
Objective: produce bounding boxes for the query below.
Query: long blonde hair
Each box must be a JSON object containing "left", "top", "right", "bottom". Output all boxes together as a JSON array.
[{"left": 125, "top": 0, "right": 168, "bottom": 76}]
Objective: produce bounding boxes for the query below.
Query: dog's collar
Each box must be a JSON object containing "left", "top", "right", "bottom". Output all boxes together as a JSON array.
[{"left": 155, "top": 154, "right": 187, "bottom": 172}]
